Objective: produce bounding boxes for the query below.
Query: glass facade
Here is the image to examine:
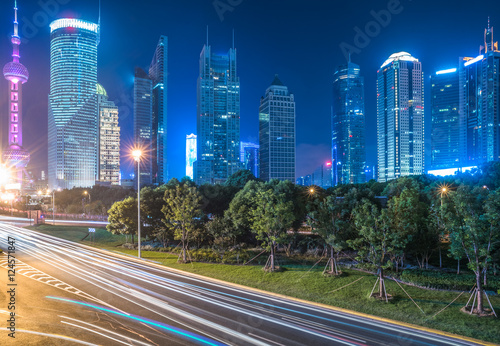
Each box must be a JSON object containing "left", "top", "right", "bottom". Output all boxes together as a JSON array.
[
  {"left": 97, "top": 85, "right": 120, "bottom": 185},
  {"left": 312, "top": 162, "right": 333, "bottom": 188},
  {"left": 195, "top": 45, "right": 241, "bottom": 185},
  {"left": 332, "top": 62, "right": 366, "bottom": 185},
  {"left": 240, "top": 142, "right": 259, "bottom": 178},
  {"left": 186, "top": 134, "right": 197, "bottom": 179},
  {"left": 431, "top": 68, "right": 460, "bottom": 169},
  {"left": 48, "top": 19, "right": 99, "bottom": 189},
  {"left": 149, "top": 36, "right": 168, "bottom": 184},
  {"left": 377, "top": 52, "right": 424, "bottom": 182},
  {"left": 259, "top": 75, "right": 296, "bottom": 182},
  {"left": 134, "top": 67, "right": 153, "bottom": 188}
]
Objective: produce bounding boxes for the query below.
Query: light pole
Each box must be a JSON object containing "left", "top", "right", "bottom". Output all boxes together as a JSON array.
[
  {"left": 132, "top": 149, "right": 142, "bottom": 258},
  {"left": 50, "top": 188, "right": 61, "bottom": 225}
]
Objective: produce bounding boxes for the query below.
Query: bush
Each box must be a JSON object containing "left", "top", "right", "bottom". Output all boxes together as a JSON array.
[{"left": 400, "top": 269, "right": 500, "bottom": 291}]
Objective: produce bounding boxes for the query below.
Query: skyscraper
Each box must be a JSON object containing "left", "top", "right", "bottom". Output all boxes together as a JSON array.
[
  {"left": 259, "top": 75, "right": 296, "bottom": 182},
  {"left": 48, "top": 18, "right": 99, "bottom": 189},
  {"left": 332, "top": 61, "right": 366, "bottom": 185},
  {"left": 194, "top": 43, "right": 241, "bottom": 185},
  {"left": 312, "top": 162, "right": 333, "bottom": 189},
  {"left": 149, "top": 36, "right": 168, "bottom": 184},
  {"left": 431, "top": 68, "right": 460, "bottom": 170},
  {"left": 2, "top": 1, "right": 30, "bottom": 189},
  {"left": 186, "top": 134, "right": 197, "bottom": 180},
  {"left": 134, "top": 67, "right": 153, "bottom": 188},
  {"left": 240, "top": 142, "right": 259, "bottom": 178},
  {"left": 97, "top": 84, "right": 120, "bottom": 185},
  {"left": 377, "top": 52, "right": 424, "bottom": 182}
]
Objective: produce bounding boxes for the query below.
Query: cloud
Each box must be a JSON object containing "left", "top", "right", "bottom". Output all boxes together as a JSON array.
[{"left": 296, "top": 143, "right": 331, "bottom": 177}]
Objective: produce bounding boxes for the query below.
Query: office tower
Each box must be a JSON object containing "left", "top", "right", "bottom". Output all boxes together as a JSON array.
[
  {"left": 259, "top": 75, "right": 296, "bottom": 182},
  {"left": 332, "top": 61, "right": 366, "bottom": 185},
  {"left": 3, "top": 1, "right": 30, "bottom": 189},
  {"left": 194, "top": 43, "right": 241, "bottom": 185},
  {"left": 377, "top": 52, "right": 424, "bottom": 182},
  {"left": 134, "top": 67, "right": 153, "bottom": 188},
  {"left": 240, "top": 142, "right": 259, "bottom": 178},
  {"left": 149, "top": 36, "right": 168, "bottom": 184},
  {"left": 312, "top": 162, "right": 333, "bottom": 188},
  {"left": 430, "top": 68, "right": 460, "bottom": 170},
  {"left": 186, "top": 134, "right": 197, "bottom": 179},
  {"left": 48, "top": 18, "right": 99, "bottom": 189},
  {"left": 97, "top": 84, "right": 120, "bottom": 185}
]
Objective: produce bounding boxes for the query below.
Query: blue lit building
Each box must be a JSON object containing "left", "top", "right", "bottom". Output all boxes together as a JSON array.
[
  {"left": 431, "top": 68, "right": 460, "bottom": 170},
  {"left": 259, "top": 75, "right": 296, "bottom": 182},
  {"left": 332, "top": 61, "right": 365, "bottom": 185},
  {"left": 240, "top": 142, "right": 259, "bottom": 178},
  {"left": 134, "top": 67, "right": 153, "bottom": 188},
  {"left": 377, "top": 52, "right": 424, "bottom": 182},
  {"left": 194, "top": 43, "right": 241, "bottom": 185},
  {"left": 312, "top": 162, "right": 333, "bottom": 189},
  {"left": 48, "top": 19, "right": 99, "bottom": 189},
  {"left": 186, "top": 134, "right": 197, "bottom": 179},
  {"left": 149, "top": 36, "right": 168, "bottom": 184}
]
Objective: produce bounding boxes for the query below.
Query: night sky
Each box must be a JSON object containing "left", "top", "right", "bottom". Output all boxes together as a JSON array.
[{"left": 1, "top": 0, "right": 499, "bottom": 182}]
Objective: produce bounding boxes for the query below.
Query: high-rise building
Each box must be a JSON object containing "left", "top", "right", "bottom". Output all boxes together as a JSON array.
[
  {"left": 186, "top": 134, "right": 197, "bottom": 180},
  {"left": 134, "top": 67, "right": 153, "bottom": 188},
  {"left": 431, "top": 68, "right": 460, "bottom": 170},
  {"left": 377, "top": 52, "right": 424, "bottom": 182},
  {"left": 97, "top": 84, "right": 120, "bottom": 185},
  {"left": 194, "top": 43, "right": 241, "bottom": 185},
  {"left": 312, "top": 162, "right": 333, "bottom": 188},
  {"left": 259, "top": 75, "right": 296, "bottom": 182},
  {"left": 48, "top": 18, "right": 99, "bottom": 189},
  {"left": 2, "top": 1, "right": 30, "bottom": 189},
  {"left": 240, "top": 142, "right": 259, "bottom": 178},
  {"left": 332, "top": 61, "right": 366, "bottom": 185},
  {"left": 149, "top": 36, "right": 168, "bottom": 184}
]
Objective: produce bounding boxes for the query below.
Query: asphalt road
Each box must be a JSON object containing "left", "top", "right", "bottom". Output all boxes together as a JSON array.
[{"left": 0, "top": 222, "right": 487, "bottom": 345}]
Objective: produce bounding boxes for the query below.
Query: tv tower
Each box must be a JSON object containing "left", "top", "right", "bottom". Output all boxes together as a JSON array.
[{"left": 3, "top": 0, "right": 30, "bottom": 188}]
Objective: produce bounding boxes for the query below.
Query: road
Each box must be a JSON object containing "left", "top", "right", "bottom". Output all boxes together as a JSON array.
[{"left": 0, "top": 222, "right": 488, "bottom": 345}]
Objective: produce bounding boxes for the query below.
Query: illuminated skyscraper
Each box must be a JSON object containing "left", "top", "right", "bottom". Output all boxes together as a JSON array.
[
  {"left": 149, "top": 36, "right": 168, "bottom": 184},
  {"left": 134, "top": 67, "right": 153, "bottom": 188},
  {"left": 240, "top": 142, "right": 259, "bottom": 178},
  {"left": 312, "top": 162, "right": 333, "bottom": 188},
  {"left": 259, "top": 75, "right": 296, "bottom": 182},
  {"left": 431, "top": 68, "right": 460, "bottom": 170},
  {"left": 3, "top": 1, "right": 30, "bottom": 189},
  {"left": 194, "top": 43, "right": 241, "bottom": 185},
  {"left": 332, "top": 61, "right": 365, "bottom": 185},
  {"left": 97, "top": 84, "right": 120, "bottom": 185},
  {"left": 377, "top": 52, "right": 424, "bottom": 182},
  {"left": 186, "top": 134, "right": 197, "bottom": 179},
  {"left": 48, "top": 18, "right": 99, "bottom": 189}
]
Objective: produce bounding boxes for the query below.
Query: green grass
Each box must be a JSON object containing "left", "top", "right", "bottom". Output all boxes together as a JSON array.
[{"left": 29, "top": 225, "right": 500, "bottom": 344}]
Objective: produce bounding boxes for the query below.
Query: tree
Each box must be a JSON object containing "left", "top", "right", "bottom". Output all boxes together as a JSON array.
[
  {"left": 141, "top": 185, "right": 173, "bottom": 247},
  {"left": 199, "top": 184, "right": 239, "bottom": 217},
  {"left": 250, "top": 189, "right": 295, "bottom": 271},
  {"left": 224, "top": 169, "right": 259, "bottom": 189},
  {"left": 444, "top": 185, "right": 498, "bottom": 314},
  {"left": 162, "top": 185, "right": 202, "bottom": 263},
  {"left": 205, "top": 216, "right": 239, "bottom": 256},
  {"left": 350, "top": 200, "right": 410, "bottom": 300},
  {"left": 107, "top": 197, "right": 138, "bottom": 243}
]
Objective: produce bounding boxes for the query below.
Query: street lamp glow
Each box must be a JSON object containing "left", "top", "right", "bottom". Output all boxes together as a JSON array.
[
  {"left": 132, "top": 150, "right": 142, "bottom": 161},
  {"left": 0, "top": 165, "right": 11, "bottom": 186}
]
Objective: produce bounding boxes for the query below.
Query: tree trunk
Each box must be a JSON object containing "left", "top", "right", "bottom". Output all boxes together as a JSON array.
[
  {"left": 483, "top": 268, "right": 487, "bottom": 287},
  {"left": 439, "top": 246, "right": 442, "bottom": 268},
  {"left": 379, "top": 267, "right": 385, "bottom": 299},
  {"left": 132, "top": 234, "right": 134, "bottom": 244},
  {"left": 330, "top": 246, "right": 335, "bottom": 274},
  {"left": 182, "top": 229, "right": 187, "bottom": 262},
  {"left": 476, "top": 271, "right": 484, "bottom": 314},
  {"left": 270, "top": 242, "right": 275, "bottom": 271},
  {"left": 457, "top": 259, "right": 460, "bottom": 275}
]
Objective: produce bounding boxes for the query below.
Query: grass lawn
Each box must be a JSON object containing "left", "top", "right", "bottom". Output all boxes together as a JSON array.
[{"left": 29, "top": 224, "right": 500, "bottom": 344}]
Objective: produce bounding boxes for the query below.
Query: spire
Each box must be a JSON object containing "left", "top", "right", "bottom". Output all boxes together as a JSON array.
[
  {"left": 11, "top": 0, "right": 20, "bottom": 63},
  {"left": 271, "top": 74, "right": 284, "bottom": 86},
  {"left": 488, "top": 16, "right": 491, "bottom": 30},
  {"left": 97, "top": 0, "right": 101, "bottom": 45},
  {"left": 206, "top": 25, "right": 209, "bottom": 47},
  {"left": 232, "top": 29, "right": 235, "bottom": 50}
]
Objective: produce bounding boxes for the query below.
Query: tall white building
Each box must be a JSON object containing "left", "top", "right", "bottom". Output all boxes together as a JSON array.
[
  {"left": 377, "top": 52, "right": 424, "bottom": 182},
  {"left": 186, "top": 134, "right": 197, "bottom": 180},
  {"left": 97, "top": 84, "right": 120, "bottom": 185}
]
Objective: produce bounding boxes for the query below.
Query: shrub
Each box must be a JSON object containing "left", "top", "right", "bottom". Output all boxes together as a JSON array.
[{"left": 400, "top": 269, "right": 500, "bottom": 291}]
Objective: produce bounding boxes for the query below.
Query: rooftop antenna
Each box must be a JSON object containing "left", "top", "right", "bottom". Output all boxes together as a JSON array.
[
  {"left": 488, "top": 16, "right": 491, "bottom": 30},
  {"left": 97, "top": 0, "right": 101, "bottom": 45},
  {"left": 232, "top": 29, "right": 235, "bottom": 50},
  {"left": 206, "top": 25, "right": 209, "bottom": 47}
]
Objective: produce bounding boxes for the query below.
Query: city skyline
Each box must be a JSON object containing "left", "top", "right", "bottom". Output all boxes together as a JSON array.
[{"left": 1, "top": 1, "right": 500, "bottom": 183}]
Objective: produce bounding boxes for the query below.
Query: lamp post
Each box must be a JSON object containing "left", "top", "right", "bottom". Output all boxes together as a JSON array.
[
  {"left": 50, "top": 188, "right": 61, "bottom": 225},
  {"left": 132, "top": 149, "right": 142, "bottom": 258}
]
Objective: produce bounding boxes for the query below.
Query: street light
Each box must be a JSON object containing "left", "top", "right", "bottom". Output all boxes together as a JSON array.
[
  {"left": 132, "top": 149, "right": 142, "bottom": 259},
  {"left": 49, "top": 188, "right": 61, "bottom": 225}
]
